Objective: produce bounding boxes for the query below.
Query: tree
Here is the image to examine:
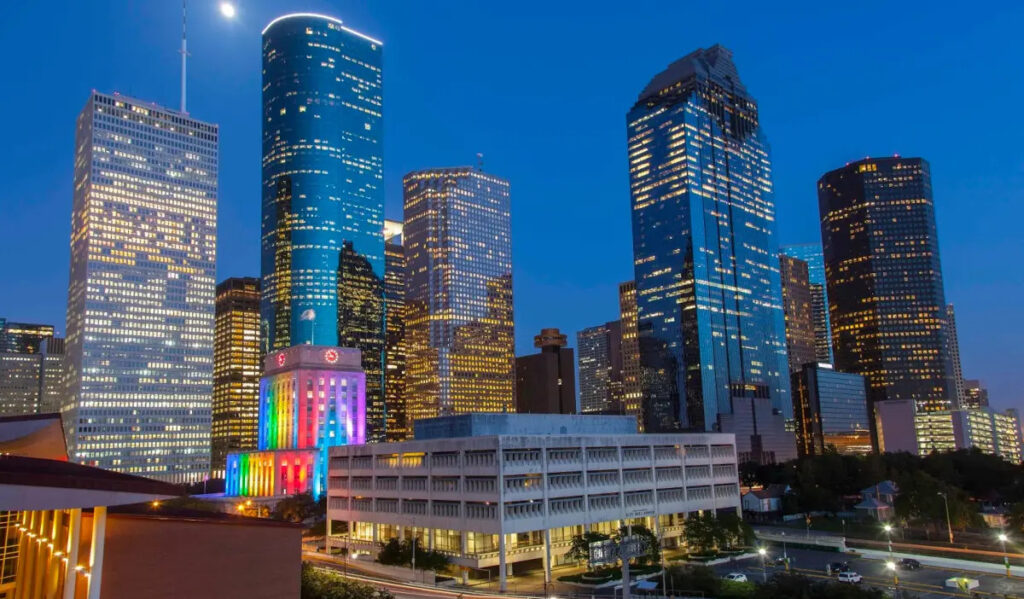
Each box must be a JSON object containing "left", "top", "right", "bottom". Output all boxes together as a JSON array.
[
  {"left": 1007, "top": 502, "right": 1024, "bottom": 534},
  {"left": 718, "top": 512, "right": 756, "bottom": 548},
  {"left": 683, "top": 513, "right": 725, "bottom": 554},
  {"left": 375, "top": 538, "right": 449, "bottom": 572},
  {"left": 301, "top": 563, "right": 395, "bottom": 599},
  {"left": 615, "top": 523, "right": 660, "bottom": 565},
  {"left": 564, "top": 531, "right": 610, "bottom": 565},
  {"left": 666, "top": 565, "right": 721, "bottom": 597},
  {"left": 272, "top": 492, "right": 319, "bottom": 523}
]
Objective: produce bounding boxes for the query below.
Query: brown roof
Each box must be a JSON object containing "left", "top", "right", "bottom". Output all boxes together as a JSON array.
[{"left": 0, "top": 455, "right": 182, "bottom": 496}]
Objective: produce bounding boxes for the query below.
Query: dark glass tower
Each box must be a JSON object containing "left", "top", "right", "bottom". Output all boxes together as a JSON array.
[
  {"left": 818, "top": 157, "right": 955, "bottom": 413},
  {"left": 779, "top": 254, "right": 817, "bottom": 373},
  {"left": 260, "top": 14, "right": 386, "bottom": 439},
  {"left": 780, "top": 243, "right": 833, "bottom": 363},
  {"left": 626, "top": 45, "right": 791, "bottom": 434},
  {"left": 383, "top": 220, "right": 407, "bottom": 441}
]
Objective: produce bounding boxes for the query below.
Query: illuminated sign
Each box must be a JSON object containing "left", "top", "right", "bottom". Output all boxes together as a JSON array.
[{"left": 324, "top": 349, "right": 339, "bottom": 363}]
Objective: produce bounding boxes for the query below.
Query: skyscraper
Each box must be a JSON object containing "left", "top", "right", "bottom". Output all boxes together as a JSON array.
[
  {"left": 963, "top": 379, "right": 989, "bottom": 409},
  {"left": 404, "top": 167, "right": 514, "bottom": 422},
  {"left": 65, "top": 92, "right": 217, "bottom": 482},
  {"left": 945, "top": 304, "right": 966, "bottom": 407},
  {"left": 780, "top": 244, "right": 833, "bottom": 363},
  {"left": 0, "top": 320, "right": 55, "bottom": 354},
  {"left": 626, "top": 46, "right": 791, "bottom": 442},
  {"left": 515, "top": 328, "right": 576, "bottom": 414},
  {"left": 618, "top": 281, "right": 643, "bottom": 422},
  {"left": 791, "top": 363, "right": 870, "bottom": 456},
  {"left": 819, "top": 157, "right": 955, "bottom": 416},
  {"left": 0, "top": 324, "right": 64, "bottom": 417},
  {"left": 383, "top": 220, "right": 407, "bottom": 441},
  {"left": 211, "top": 277, "right": 261, "bottom": 477},
  {"left": 260, "top": 14, "right": 386, "bottom": 439},
  {"left": 576, "top": 321, "right": 623, "bottom": 414},
  {"left": 779, "top": 254, "right": 817, "bottom": 373}
]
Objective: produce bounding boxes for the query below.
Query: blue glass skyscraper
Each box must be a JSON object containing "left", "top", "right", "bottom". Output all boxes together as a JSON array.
[
  {"left": 626, "top": 46, "right": 791, "bottom": 440},
  {"left": 260, "top": 14, "right": 386, "bottom": 439}
]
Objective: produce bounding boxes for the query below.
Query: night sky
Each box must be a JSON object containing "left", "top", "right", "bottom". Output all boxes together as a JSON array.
[{"left": 3, "top": 1, "right": 1022, "bottom": 411}]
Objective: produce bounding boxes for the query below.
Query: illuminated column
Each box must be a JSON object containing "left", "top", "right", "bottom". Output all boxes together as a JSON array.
[
  {"left": 13, "top": 511, "right": 31, "bottom": 599},
  {"left": 460, "top": 533, "right": 468, "bottom": 585},
  {"left": 44, "top": 510, "right": 62, "bottom": 598},
  {"left": 62, "top": 509, "right": 82, "bottom": 599},
  {"left": 33, "top": 510, "right": 51, "bottom": 599},
  {"left": 542, "top": 528, "right": 552, "bottom": 585},
  {"left": 498, "top": 533, "right": 507, "bottom": 591},
  {"left": 87, "top": 506, "right": 106, "bottom": 599}
]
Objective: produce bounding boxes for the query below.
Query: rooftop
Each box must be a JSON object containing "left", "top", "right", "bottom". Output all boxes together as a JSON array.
[{"left": 413, "top": 413, "right": 638, "bottom": 440}]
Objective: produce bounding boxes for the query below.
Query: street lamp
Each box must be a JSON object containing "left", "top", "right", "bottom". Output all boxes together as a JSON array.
[
  {"left": 886, "top": 560, "right": 899, "bottom": 594},
  {"left": 937, "top": 492, "right": 954, "bottom": 544},
  {"left": 757, "top": 547, "right": 767, "bottom": 582},
  {"left": 998, "top": 532, "right": 1010, "bottom": 577},
  {"left": 883, "top": 523, "right": 894, "bottom": 561},
  {"left": 781, "top": 531, "right": 789, "bottom": 571}
]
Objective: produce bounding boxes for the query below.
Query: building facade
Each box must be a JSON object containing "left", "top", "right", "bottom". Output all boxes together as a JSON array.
[
  {"left": 212, "top": 277, "right": 262, "bottom": 477},
  {"left": 779, "top": 254, "right": 818, "bottom": 373},
  {"left": 0, "top": 325, "right": 65, "bottom": 418},
  {"left": 403, "top": 167, "right": 514, "bottom": 422},
  {"left": 576, "top": 321, "right": 623, "bottom": 414},
  {"left": 819, "top": 157, "right": 955, "bottom": 416},
  {"left": 779, "top": 244, "right": 833, "bottom": 363},
  {"left": 963, "top": 379, "right": 989, "bottom": 409},
  {"left": 225, "top": 345, "right": 366, "bottom": 498},
  {"left": 325, "top": 414, "right": 740, "bottom": 591},
  {"left": 260, "top": 13, "right": 387, "bottom": 441},
  {"left": 0, "top": 321, "right": 55, "bottom": 354},
  {"left": 791, "top": 363, "right": 871, "bottom": 456},
  {"left": 945, "top": 304, "right": 966, "bottom": 407},
  {"left": 64, "top": 92, "right": 217, "bottom": 482},
  {"left": 515, "top": 329, "right": 576, "bottom": 415},
  {"left": 875, "top": 400, "right": 1020, "bottom": 463},
  {"left": 617, "top": 282, "right": 643, "bottom": 424},
  {"left": 384, "top": 220, "right": 407, "bottom": 441},
  {"left": 626, "top": 45, "right": 791, "bottom": 434}
]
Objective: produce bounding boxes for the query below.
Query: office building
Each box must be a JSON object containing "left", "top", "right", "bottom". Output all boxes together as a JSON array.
[
  {"left": 403, "top": 167, "right": 514, "bottom": 421},
  {"left": 875, "top": 401, "right": 1021, "bottom": 463},
  {"left": 0, "top": 320, "right": 55, "bottom": 354},
  {"left": 384, "top": 220, "right": 407, "bottom": 441},
  {"left": 791, "top": 363, "right": 870, "bottom": 456},
  {"left": 211, "top": 277, "right": 262, "bottom": 477},
  {"left": 780, "top": 244, "right": 833, "bottom": 363},
  {"left": 225, "top": 345, "right": 366, "bottom": 499},
  {"left": 0, "top": 325, "right": 65, "bottom": 417},
  {"left": 515, "top": 328, "right": 576, "bottom": 414},
  {"left": 945, "top": 304, "right": 966, "bottom": 407},
  {"left": 64, "top": 92, "right": 217, "bottom": 482},
  {"left": 576, "top": 321, "right": 623, "bottom": 414},
  {"left": 963, "top": 379, "right": 989, "bottom": 409},
  {"left": 260, "top": 13, "right": 386, "bottom": 441},
  {"left": 779, "top": 254, "right": 817, "bottom": 373},
  {"left": 819, "top": 157, "right": 955, "bottom": 416},
  {"left": 326, "top": 413, "right": 740, "bottom": 591},
  {"left": 626, "top": 46, "right": 791, "bottom": 443},
  {"left": 618, "top": 282, "right": 643, "bottom": 423}
]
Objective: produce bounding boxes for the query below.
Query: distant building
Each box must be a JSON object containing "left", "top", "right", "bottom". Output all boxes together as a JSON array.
[
  {"left": 779, "top": 244, "right": 833, "bottom": 363},
  {"left": 875, "top": 399, "right": 1022, "bottom": 463},
  {"left": 963, "top": 379, "right": 989, "bottom": 409},
  {"left": 618, "top": 281, "right": 643, "bottom": 423},
  {"left": 0, "top": 320, "right": 55, "bottom": 354},
  {"left": 741, "top": 484, "right": 789, "bottom": 516},
  {"left": 515, "top": 328, "right": 576, "bottom": 414},
  {"left": 718, "top": 396, "right": 797, "bottom": 464},
  {"left": 945, "top": 304, "right": 966, "bottom": 407},
  {"left": 404, "top": 167, "right": 514, "bottom": 421},
  {"left": 225, "top": 345, "right": 366, "bottom": 499},
  {"left": 779, "top": 254, "right": 818, "bottom": 373},
  {"left": 576, "top": 321, "right": 622, "bottom": 414},
  {"left": 0, "top": 328, "right": 65, "bottom": 417},
  {"left": 791, "top": 363, "right": 870, "bottom": 456},
  {"left": 855, "top": 480, "right": 898, "bottom": 520},
  {"left": 627, "top": 45, "right": 790, "bottom": 434},
  {"left": 819, "top": 157, "right": 956, "bottom": 416},
  {"left": 211, "top": 277, "right": 262, "bottom": 478},
  {"left": 384, "top": 220, "right": 407, "bottom": 441},
  {"left": 63, "top": 92, "right": 217, "bottom": 483}
]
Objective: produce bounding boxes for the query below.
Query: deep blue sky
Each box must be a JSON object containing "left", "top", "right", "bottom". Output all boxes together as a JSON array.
[{"left": 2, "top": 1, "right": 1022, "bottom": 412}]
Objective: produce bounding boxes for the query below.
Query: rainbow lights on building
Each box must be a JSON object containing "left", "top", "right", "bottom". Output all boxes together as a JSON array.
[{"left": 225, "top": 345, "right": 365, "bottom": 498}]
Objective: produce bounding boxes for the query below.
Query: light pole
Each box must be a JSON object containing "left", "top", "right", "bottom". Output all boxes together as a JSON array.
[
  {"left": 937, "top": 492, "right": 954, "bottom": 544},
  {"left": 758, "top": 547, "right": 767, "bottom": 582},
  {"left": 998, "top": 532, "right": 1010, "bottom": 577},
  {"left": 884, "top": 523, "right": 894, "bottom": 561},
  {"left": 781, "top": 531, "right": 789, "bottom": 571},
  {"left": 886, "top": 560, "right": 899, "bottom": 595}
]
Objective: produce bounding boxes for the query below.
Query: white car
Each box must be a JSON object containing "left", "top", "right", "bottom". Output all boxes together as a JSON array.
[
  {"left": 837, "top": 571, "right": 862, "bottom": 584},
  {"left": 723, "top": 573, "right": 748, "bottom": 583}
]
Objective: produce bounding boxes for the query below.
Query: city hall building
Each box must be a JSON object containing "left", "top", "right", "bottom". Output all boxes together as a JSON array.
[{"left": 325, "top": 414, "right": 740, "bottom": 590}]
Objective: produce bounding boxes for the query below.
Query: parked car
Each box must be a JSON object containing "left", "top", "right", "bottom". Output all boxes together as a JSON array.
[
  {"left": 837, "top": 571, "right": 863, "bottom": 584},
  {"left": 724, "top": 573, "right": 748, "bottom": 583},
  {"left": 826, "top": 561, "right": 850, "bottom": 575},
  {"left": 897, "top": 558, "right": 922, "bottom": 570}
]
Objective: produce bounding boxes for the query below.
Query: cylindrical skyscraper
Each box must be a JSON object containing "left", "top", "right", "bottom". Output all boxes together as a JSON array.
[{"left": 260, "top": 13, "right": 386, "bottom": 439}]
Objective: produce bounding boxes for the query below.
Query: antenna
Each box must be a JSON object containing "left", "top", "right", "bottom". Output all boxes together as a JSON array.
[
  {"left": 476, "top": 152, "right": 484, "bottom": 171},
  {"left": 180, "top": 0, "right": 189, "bottom": 113}
]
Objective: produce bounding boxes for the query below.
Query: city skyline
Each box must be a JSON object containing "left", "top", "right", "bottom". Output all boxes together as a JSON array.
[{"left": 2, "top": 2, "right": 1023, "bottom": 413}]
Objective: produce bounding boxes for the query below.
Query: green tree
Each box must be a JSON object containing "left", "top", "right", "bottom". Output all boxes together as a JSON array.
[
  {"left": 564, "top": 531, "right": 610, "bottom": 566},
  {"left": 272, "top": 492, "right": 319, "bottom": 523},
  {"left": 718, "top": 512, "right": 756, "bottom": 548},
  {"left": 375, "top": 538, "right": 449, "bottom": 572},
  {"left": 615, "top": 523, "right": 661, "bottom": 565},
  {"left": 683, "top": 513, "right": 726, "bottom": 554},
  {"left": 666, "top": 565, "right": 721, "bottom": 597},
  {"left": 301, "top": 563, "right": 395, "bottom": 599}
]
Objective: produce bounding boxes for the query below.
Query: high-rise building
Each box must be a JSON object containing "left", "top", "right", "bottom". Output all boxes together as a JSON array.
[
  {"left": 626, "top": 46, "right": 791, "bottom": 444},
  {"left": 618, "top": 282, "right": 643, "bottom": 422},
  {"left": 878, "top": 401, "right": 1022, "bottom": 463},
  {"left": 515, "top": 328, "right": 576, "bottom": 414},
  {"left": 945, "top": 304, "right": 966, "bottom": 407},
  {"left": 0, "top": 329, "right": 65, "bottom": 417},
  {"left": 383, "top": 220, "right": 407, "bottom": 441},
  {"left": 0, "top": 320, "right": 55, "bottom": 354},
  {"left": 779, "top": 255, "right": 817, "bottom": 373},
  {"left": 64, "top": 92, "right": 217, "bottom": 482},
  {"left": 780, "top": 244, "right": 833, "bottom": 363},
  {"left": 819, "top": 157, "right": 955, "bottom": 417},
  {"left": 963, "top": 379, "right": 989, "bottom": 409},
  {"left": 403, "top": 167, "right": 514, "bottom": 422},
  {"left": 211, "top": 278, "right": 261, "bottom": 477},
  {"left": 576, "top": 321, "right": 623, "bottom": 414},
  {"left": 791, "top": 363, "right": 871, "bottom": 456},
  {"left": 260, "top": 14, "right": 386, "bottom": 440}
]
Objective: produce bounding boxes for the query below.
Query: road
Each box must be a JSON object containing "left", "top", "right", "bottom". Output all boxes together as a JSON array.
[{"left": 711, "top": 546, "right": 1024, "bottom": 598}]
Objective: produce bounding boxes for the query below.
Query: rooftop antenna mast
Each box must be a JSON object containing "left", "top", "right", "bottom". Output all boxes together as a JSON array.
[
  {"left": 476, "top": 152, "right": 484, "bottom": 171},
  {"left": 180, "top": 0, "right": 189, "bottom": 112}
]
